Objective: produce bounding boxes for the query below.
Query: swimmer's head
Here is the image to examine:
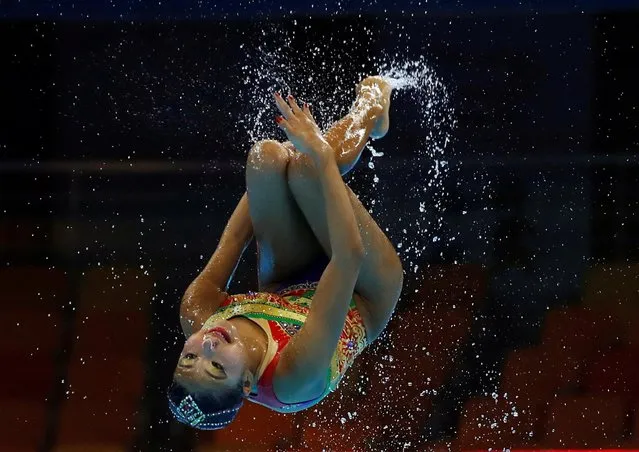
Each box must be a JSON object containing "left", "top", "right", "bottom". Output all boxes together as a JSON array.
[{"left": 168, "top": 321, "right": 253, "bottom": 429}]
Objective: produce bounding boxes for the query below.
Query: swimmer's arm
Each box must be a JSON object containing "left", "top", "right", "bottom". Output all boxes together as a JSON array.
[
  {"left": 275, "top": 146, "right": 364, "bottom": 395},
  {"left": 180, "top": 193, "right": 254, "bottom": 336},
  {"left": 199, "top": 192, "right": 254, "bottom": 291}
]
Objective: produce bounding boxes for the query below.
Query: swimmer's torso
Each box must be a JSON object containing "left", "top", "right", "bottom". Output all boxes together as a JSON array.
[{"left": 202, "top": 282, "right": 368, "bottom": 413}]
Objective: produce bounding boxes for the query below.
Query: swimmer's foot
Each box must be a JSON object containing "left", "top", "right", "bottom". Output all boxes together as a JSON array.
[{"left": 355, "top": 76, "right": 392, "bottom": 140}]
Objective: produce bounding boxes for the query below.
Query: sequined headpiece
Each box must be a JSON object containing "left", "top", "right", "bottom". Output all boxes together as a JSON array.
[{"left": 167, "top": 385, "right": 243, "bottom": 430}]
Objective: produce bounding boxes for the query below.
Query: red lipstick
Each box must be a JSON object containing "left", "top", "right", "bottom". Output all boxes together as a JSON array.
[{"left": 204, "top": 326, "right": 231, "bottom": 343}]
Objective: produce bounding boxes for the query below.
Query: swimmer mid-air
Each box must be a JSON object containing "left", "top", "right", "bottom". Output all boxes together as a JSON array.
[{"left": 169, "top": 76, "right": 404, "bottom": 429}]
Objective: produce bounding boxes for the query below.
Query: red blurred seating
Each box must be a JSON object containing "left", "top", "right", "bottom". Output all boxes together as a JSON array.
[
  {"left": 373, "top": 396, "right": 433, "bottom": 448},
  {"left": 0, "top": 305, "right": 64, "bottom": 401},
  {"left": 299, "top": 393, "right": 382, "bottom": 452},
  {"left": 425, "top": 440, "right": 454, "bottom": 451},
  {"left": 78, "top": 267, "right": 154, "bottom": 312},
  {"left": 374, "top": 305, "right": 472, "bottom": 398},
  {"left": 627, "top": 313, "right": 639, "bottom": 347},
  {"left": 0, "top": 267, "right": 68, "bottom": 434},
  {"left": 541, "top": 306, "right": 620, "bottom": 359},
  {"left": 0, "top": 219, "right": 48, "bottom": 253},
  {"left": 395, "top": 296, "right": 474, "bottom": 334},
  {"left": 536, "top": 306, "right": 621, "bottom": 394},
  {"left": 71, "top": 268, "right": 152, "bottom": 358},
  {"left": 0, "top": 266, "right": 68, "bottom": 385},
  {"left": 54, "top": 444, "right": 128, "bottom": 452},
  {"left": 197, "top": 401, "right": 301, "bottom": 451},
  {"left": 500, "top": 346, "right": 572, "bottom": 406},
  {"left": 0, "top": 266, "right": 69, "bottom": 305},
  {"left": 0, "top": 306, "right": 64, "bottom": 354},
  {"left": 56, "top": 351, "right": 144, "bottom": 446},
  {"left": 414, "top": 264, "right": 487, "bottom": 308},
  {"left": 584, "top": 345, "right": 639, "bottom": 405},
  {"left": 623, "top": 409, "right": 639, "bottom": 447},
  {"left": 60, "top": 353, "right": 143, "bottom": 437},
  {"left": 630, "top": 408, "right": 639, "bottom": 446},
  {"left": 70, "top": 310, "right": 149, "bottom": 355},
  {"left": 541, "top": 395, "right": 626, "bottom": 448},
  {"left": 55, "top": 397, "right": 143, "bottom": 446},
  {"left": 0, "top": 398, "right": 49, "bottom": 451},
  {"left": 0, "top": 348, "right": 58, "bottom": 402},
  {"left": 63, "top": 355, "right": 145, "bottom": 403},
  {"left": 376, "top": 265, "right": 480, "bottom": 407},
  {"left": 295, "top": 347, "right": 432, "bottom": 450},
  {"left": 454, "top": 396, "right": 540, "bottom": 450},
  {"left": 67, "top": 268, "right": 152, "bottom": 392},
  {"left": 500, "top": 306, "right": 622, "bottom": 405},
  {"left": 582, "top": 263, "right": 639, "bottom": 312},
  {"left": 54, "top": 268, "right": 152, "bottom": 449},
  {"left": 582, "top": 263, "right": 639, "bottom": 345}
]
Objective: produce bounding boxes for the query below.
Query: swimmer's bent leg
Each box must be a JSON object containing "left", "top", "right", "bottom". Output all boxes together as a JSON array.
[
  {"left": 246, "top": 140, "right": 323, "bottom": 289},
  {"left": 282, "top": 92, "right": 383, "bottom": 176}
]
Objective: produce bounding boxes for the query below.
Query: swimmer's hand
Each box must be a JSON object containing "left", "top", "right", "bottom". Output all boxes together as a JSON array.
[{"left": 274, "top": 93, "right": 332, "bottom": 162}]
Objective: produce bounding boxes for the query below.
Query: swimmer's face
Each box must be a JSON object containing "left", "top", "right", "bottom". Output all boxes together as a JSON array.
[{"left": 174, "top": 320, "right": 249, "bottom": 394}]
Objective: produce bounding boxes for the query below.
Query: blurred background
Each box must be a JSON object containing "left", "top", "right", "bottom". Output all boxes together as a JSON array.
[{"left": 1, "top": 1, "right": 639, "bottom": 451}]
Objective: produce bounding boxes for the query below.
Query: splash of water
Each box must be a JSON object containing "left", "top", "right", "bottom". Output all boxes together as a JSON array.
[
  {"left": 237, "top": 40, "right": 460, "bottom": 306},
  {"left": 369, "top": 57, "right": 456, "bottom": 273}
]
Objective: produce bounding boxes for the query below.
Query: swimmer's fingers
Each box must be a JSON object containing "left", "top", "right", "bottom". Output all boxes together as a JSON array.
[
  {"left": 287, "top": 95, "right": 304, "bottom": 117},
  {"left": 285, "top": 95, "right": 317, "bottom": 125},
  {"left": 274, "top": 92, "right": 295, "bottom": 120},
  {"left": 275, "top": 116, "right": 292, "bottom": 133},
  {"left": 302, "top": 103, "right": 316, "bottom": 124}
]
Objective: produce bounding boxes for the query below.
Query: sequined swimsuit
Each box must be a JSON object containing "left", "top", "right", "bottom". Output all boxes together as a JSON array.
[{"left": 201, "top": 260, "right": 368, "bottom": 413}]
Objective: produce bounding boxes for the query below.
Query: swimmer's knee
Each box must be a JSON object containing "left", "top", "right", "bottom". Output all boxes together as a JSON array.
[{"left": 247, "top": 140, "right": 291, "bottom": 172}]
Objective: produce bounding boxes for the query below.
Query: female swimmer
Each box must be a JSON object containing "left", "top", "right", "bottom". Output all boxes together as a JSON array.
[{"left": 168, "top": 76, "right": 404, "bottom": 429}]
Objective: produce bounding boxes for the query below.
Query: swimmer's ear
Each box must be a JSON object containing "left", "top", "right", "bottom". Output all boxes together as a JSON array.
[
  {"left": 242, "top": 379, "right": 252, "bottom": 397},
  {"left": 242, "top": 373, "right": 253, "bottom": 397}
]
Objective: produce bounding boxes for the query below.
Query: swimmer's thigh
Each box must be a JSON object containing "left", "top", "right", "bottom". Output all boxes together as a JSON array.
[{"left": 246, "top": 140, "right": 323, "bottom": 289}]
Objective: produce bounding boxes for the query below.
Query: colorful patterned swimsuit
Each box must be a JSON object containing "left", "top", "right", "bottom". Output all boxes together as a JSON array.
[{"left": 201, "top": 258, "right": 368, "bottom": 413}]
